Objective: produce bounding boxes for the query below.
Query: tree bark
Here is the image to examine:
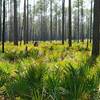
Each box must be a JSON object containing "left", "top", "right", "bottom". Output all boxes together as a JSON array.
[
  {"left": 62, "top": 0, "right": 65, "bottom": 45},
  {"left": 50, "top": 0, "right": 52, "bottom": 42},
  {"left": 2, "top": 0, "right": 5, "bottom": 53},
  {"left": 14, "top": 0, "right": 18, "bottom": 45},
  {"left": 0, "top": 0, "right": 2, "bottom": 42},
  {"left": 26, "top": 0, "right": 29, "bottom": 43},
  {"left": 92, "top": 0, "right": 100, "bottom": 56},
  {"left": 23, "top": 0, "right": 26, "bottom": 44},
  {"left": 77, "top": 0, "right": 80, "bottom": 43},
  {"left": 81, "top": 0, "right": 84, "bottom": 42},
  {"left": 90, "top": 0, "right": 93, "bottom": 43},
  {"left": 68, "top": 0, "right": 72, "bottom": 47}
]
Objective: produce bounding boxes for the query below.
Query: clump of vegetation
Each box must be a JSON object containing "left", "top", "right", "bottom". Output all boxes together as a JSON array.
[
  {"left": 61, "top": 64, "right": 100, "bottom": 100},
  {"left": 0, "top": 42, "right": 100, "bottom": 100}
]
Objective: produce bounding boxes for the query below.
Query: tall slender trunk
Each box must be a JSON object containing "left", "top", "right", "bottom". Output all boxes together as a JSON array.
[
  {"left": 77, "top": 0, "right": 80, "bottom": 43},
  {"left": 40, "top": 13, "right": 43, "bottom": 41},
  {"left": 50, "top": 0, "right": 52, "bottom": 42},
  {"left": 62, "top": 0, "right": 65, "bottom": 45},
  {"left": 0, "top": 0, "right": 2, "bottom": 42},
  {"left": 2, "top": 0, "right": 5, "bottom": 53},
  {"left": 9, "top": 0, "right": 13, "bottom": 42},
  {"left": 32, "top": 0, "right": 35, "bottom": 41},
  {"left": 58, "top": 17, "right": 61, "bottom": 40},
  {"left": 23, "top": 0, "right": 26, "bottom": 44},
  {"left": 81, "top": 0, "right": 84, "bottom": 42},
  {"left": 18, "top": 1, "right": 21, "bottom": 44},
  {"left": 42, "top": 0, "right": 47, "bottom": 41},
  {"left": 29, "top": 5, "right": 32, "bottom": 41},
  {"left": 86, "top": 17, "right": 90, "bottom": 49},
  {"left": 40, "top": 0, "right": 43, "bottom": 41},
  {"left": 90, "top": 0, "right": 93, "bottom": 43},
  {"left": 26, "top": 0, "right": 28, "bottom": 43},
  {"left": 55, "top": 4, "right": 58, "bottom": 40},
  {"left": 92, "top": 0, "right": 100, "bottom": 56},
  {"left": 14, "top": 0, "right": 18, "bottom": 45},
  {"left": 68, "top": 0, "right": 72, "bottom": 47}
]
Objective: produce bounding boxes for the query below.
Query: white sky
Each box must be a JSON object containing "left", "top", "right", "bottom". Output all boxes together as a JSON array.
[{"left": 20, "top": 0, "right": 91, "bottom": 12}]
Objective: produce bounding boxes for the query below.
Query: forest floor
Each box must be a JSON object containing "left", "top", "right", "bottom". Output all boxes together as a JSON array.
[{"left": 0, "top": 41, "right": 100, "bottom": 100}]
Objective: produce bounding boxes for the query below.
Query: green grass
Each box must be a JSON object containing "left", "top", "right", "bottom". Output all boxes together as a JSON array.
[{"left": 0, "top": 41, "right": 100, "bottom": 100}]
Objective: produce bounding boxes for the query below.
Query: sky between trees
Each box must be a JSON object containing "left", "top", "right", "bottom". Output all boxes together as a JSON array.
[{"left": 19, "top": 0, "right": 91, "bottom": 13}]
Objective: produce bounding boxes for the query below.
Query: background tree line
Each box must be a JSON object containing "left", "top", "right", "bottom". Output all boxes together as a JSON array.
[{"left": 0, "top": 0, "right": 100, "bottom": 56}]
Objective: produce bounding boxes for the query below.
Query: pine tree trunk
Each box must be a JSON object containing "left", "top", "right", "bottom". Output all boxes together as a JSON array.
[
  {"left": 26, "top": 0, "right": 29, "bottom": 43},
  {"left": 2, "top": 0, "right": 5, "bottom": 53},
  {"left": 62, "top": 0, "right": 65, "bottom": 45},
  {"left": 68, "top": 0, "right": 72, "bottom": 47},
  {"left": 92, "top": 0, "right": 100, "bottom": 56},
  {"left": 90, "top": 0, "right": 93, "bottom": 43},
  {"left": 81, "top": 0, "right": 84, "bottom": 42},
  {"left": 77, "top": 0, "right": 80, "bottom": 43},
  {"left": 23, "top": 0, "right": 26, "bottom": 44},
  {"left": 14, "top": 0, "right": 18, "bottom": 45},
  {"left": 0, "top": 0, "right": 2, "bottom": 42},
  {"left": 50, "top": 0, "right": 52, "bottom": 42}
]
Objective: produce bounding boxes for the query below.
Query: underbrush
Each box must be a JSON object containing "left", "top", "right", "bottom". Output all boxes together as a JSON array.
[
  {"left": 0, "top": 42, "right": 100, "bottom": 100},
  {"left": 0, "top": 62, "right": 99, "bottom": 100}
]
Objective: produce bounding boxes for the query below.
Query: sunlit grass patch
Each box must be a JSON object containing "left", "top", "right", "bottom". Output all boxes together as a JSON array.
[{"left": 0, "top": 41, "right": 99, "bottom": 99}]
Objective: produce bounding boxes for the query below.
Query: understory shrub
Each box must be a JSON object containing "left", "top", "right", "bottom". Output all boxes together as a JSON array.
[{"left": 61, "top": 64, "right": 100, "bottom": 100}]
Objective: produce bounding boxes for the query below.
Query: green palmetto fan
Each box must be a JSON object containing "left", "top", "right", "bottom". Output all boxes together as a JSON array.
[
  {"left": 32, "top": 89, "right": 54, "bottom": 100},
  {"left": 61, "top": 63, "right": 100, "bottom": 100}
]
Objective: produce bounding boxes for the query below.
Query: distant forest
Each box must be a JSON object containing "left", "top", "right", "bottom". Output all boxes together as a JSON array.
[{"left": 0, "top": 0, "right": 100, "bottom": 56}]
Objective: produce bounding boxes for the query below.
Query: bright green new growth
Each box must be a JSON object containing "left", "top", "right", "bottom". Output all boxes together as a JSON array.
[{"left": 0, "top": 42, "right": 100, "bottom": 100}]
